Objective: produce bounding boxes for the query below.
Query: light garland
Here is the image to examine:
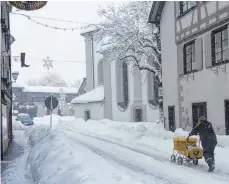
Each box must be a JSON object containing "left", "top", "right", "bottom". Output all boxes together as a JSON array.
[{"left": 11, "top": 13, "right": 99, "bottom": 31}]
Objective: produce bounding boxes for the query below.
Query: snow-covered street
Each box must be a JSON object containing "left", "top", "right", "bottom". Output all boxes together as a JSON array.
[{"left": 2, "top": 116, "right": 229, "bottom": 184}]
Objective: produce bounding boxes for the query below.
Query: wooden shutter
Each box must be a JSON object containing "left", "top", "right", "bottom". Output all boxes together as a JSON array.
[
  {"left": 195, "top": 38, "right": 203, "bottom": 71},
  {"left": 228, "top": 25, "right": 229, "bottom": 60},
  {"left": 204, "top": 33, "right": 212, "bottom": 68},
  {"left": 177, "top": 44, "right": 184, "bottom": 76},
  {"left": 175, "top": 2, "right": 180, "bottom": 18}
]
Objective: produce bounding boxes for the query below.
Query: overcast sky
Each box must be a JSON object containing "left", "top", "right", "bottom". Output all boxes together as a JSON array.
[{"left": 10, "top": 1, "right": 124, "bottom": 86}]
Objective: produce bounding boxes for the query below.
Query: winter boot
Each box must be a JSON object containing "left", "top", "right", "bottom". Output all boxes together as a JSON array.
[
  {"left": 208, "top": 164, "right": 215, "bottom": 172},
  {"left": 207, "top": 159, "right": 215, "bottom": 172}
]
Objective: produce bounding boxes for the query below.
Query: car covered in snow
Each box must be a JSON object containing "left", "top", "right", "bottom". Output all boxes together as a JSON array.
[{"left": 16, "top": 113, "right": 34, "bottom": 126}]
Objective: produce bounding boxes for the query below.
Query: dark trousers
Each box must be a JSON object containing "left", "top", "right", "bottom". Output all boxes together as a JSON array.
[{"left": 203, "top": 142, "right": 216, "bottom": 166}]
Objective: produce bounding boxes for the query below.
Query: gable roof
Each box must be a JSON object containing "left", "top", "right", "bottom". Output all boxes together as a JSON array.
[
  {"left": 71, "top": 85, "right": 104, "bottom": 104},
  {"left": 148, "top": 1, "right": 165, "bottom": 24}
]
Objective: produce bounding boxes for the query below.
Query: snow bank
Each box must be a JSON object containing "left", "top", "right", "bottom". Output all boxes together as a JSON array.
[
  {"left": 62, "top": 118, "right": 229, "bottom": 148},
  {"left": 217, "top": 136, "right": 229, "bottom": 148},
  {"left": 25, "top": 119, "right": 139, "bottom": 183}
]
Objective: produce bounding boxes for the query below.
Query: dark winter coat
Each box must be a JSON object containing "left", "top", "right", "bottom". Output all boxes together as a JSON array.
[{"left": 189, "top": 120, "right": 217, "bottom": 150}]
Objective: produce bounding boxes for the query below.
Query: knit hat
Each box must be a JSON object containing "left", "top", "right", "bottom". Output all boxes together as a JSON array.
[{"left": 198, "top": 116, "right": 207, "bottom": 122}]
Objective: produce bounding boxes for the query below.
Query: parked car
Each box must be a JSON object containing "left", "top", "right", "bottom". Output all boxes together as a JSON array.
[{"left": 16, "top": 113, "right": 34, "bottom": 126}]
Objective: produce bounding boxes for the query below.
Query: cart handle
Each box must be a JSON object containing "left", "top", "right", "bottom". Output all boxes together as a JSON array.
[{"left": 187, "top": 135, "right": 190, "bottom": 141}]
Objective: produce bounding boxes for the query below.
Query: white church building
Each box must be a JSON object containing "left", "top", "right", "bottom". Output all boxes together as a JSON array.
[{"left": 71, "top": 27, "right": 159, "bottom": 122}]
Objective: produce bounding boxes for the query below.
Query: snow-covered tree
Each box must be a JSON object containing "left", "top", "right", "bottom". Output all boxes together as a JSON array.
[
  {"left": 96, "top": 1, "right": 161, "bottom": 84},
  {"left": 27, "top": 73, "right": 68, "bottom": 87}
]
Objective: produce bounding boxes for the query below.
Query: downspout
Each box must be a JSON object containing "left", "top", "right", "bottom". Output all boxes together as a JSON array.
[{"left": 89, "top": 32, "right": 95, "bottom": 89}]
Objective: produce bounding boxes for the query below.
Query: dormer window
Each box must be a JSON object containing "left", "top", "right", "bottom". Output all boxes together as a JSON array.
[{"left": 180, "top": 1, "right": 196, "bottom": 15}]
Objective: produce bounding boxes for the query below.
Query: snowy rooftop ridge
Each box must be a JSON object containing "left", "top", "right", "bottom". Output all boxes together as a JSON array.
[
  {"left": 80, "top": 25, "right": 99, "bottom": 35},
  {"left": 71, "top": 85, "right": 104, "bottom": 104},
  {"left": 13, "top": 84, "right": 79, "bottom": 94}
]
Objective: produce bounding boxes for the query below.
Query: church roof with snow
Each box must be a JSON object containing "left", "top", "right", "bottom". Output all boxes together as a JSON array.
[{"left": 71, "top": 85, "right": 104, "bottom": 104}]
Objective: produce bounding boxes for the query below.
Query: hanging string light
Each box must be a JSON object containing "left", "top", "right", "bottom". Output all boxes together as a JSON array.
[
  {"left": 26, "top": 15, "right": 82, "bottom": 31},
  {"left": 10, "top": 12, "right": 99, "bottom": 31}
]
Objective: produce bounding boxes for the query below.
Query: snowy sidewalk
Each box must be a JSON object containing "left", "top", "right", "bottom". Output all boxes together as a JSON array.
[{"left": 1, "top": 125, "right": 33, "bottom": 184}]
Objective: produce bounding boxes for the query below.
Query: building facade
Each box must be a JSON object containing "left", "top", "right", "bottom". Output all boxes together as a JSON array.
[
  {"left": 12, "top": 85, "right": 78, "bottom": 117},
  {"left": 71, "top": 27, "right": 159, "bottom": 122},
  {"left": 1, "top": 2, "right": 14, "bottom": 158},
  {"left": 149, "top": 1, "right": 229, "bottom": 135}
]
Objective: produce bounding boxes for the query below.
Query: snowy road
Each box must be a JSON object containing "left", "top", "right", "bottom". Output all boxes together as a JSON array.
[
  {"left": 2, "top": 116, "right": 229, "bottom": 184},
  {"left": 60, "top": 122, "right": 229, "bottom": 184}
]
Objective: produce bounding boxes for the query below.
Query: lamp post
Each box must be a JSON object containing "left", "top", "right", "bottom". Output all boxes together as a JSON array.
[{"left": 11, "top": 71, "right": 19, "bottom": 83}]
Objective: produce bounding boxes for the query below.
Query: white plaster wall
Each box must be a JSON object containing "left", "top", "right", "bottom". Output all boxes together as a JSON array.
[
  {"left": 109, "top": 60, "right": 159, "bottom": 122},
  {"left": 141, "top": 72, "right": 160, "bottom": 122},
  {"left": 160, "top": 2, "right": 179, "bottom": 129},
  {"left": 180, "top": 26, "right": 229, "bottom": 135},
  {"left": 73, "top": 102, "right": 104, "bottom": 120},
  {"left": 206, "top": 1, "right": 217, "bottom": 16},
  {"left": 93, "top": 39, "right": 103, "bottom": 88}
]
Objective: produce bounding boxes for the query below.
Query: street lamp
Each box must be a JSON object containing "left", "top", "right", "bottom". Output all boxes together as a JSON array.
[{"left": 12, "top": 71, "right": 19, "bottom": 83}]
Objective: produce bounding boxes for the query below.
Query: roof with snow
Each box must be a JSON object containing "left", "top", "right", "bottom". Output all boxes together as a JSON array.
[
  {"left": 13, "top": 84, "right": 79, "bottom": 94},
  {"left": 71, "top": 85, "right": 104, "bottom": 104},
  {"left": 80, "top": 25, "right": 99, "bottom": 35},
  {"left": 23, "top": 86, "right": 79, "bottom": 94}
]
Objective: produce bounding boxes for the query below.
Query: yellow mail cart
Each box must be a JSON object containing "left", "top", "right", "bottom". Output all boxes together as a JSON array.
[{"left": 171, "top": 136, "right": 203, "bottom": 165}]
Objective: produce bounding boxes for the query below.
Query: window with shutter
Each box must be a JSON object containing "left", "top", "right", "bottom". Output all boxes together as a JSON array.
[
  {"left": 184, "top": 40, "right": 196, "bottom": 74},
  {"left": 211, "top": 25, "right": 229, "bottom": 66},
  {"left": 180, "top": 1, "right": 197, "bottom": 15}
]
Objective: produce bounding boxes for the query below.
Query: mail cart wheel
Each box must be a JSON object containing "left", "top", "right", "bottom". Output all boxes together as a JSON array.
[
  {"left": 177, "top": 156, "right": 183, "bottom": 165},
  {"left": 186, "top": 158, "right": 191, "bottom": 163},
  {"left": 193, "top": 158, "right": 198, "bottom": 165},
  {"left": 171, "top": 154, "right": 176, "bottom": 163}
]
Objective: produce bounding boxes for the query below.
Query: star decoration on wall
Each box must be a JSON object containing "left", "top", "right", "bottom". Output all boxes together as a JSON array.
[{"left": 43, "top": 56, "right": 53, "bottom": 70}]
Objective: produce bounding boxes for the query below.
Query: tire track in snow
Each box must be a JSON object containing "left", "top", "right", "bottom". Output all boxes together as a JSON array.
[
  {"left": 60, "top": 124, "right": 229, "bottom": 184},
  {"left": 60, "top": 128, "right": 185, "bottom": 184}
]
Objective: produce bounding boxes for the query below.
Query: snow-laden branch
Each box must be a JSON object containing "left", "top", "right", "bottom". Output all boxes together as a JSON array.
[{"left": 95, "top": 1, "right": 161, "bottom": 83}]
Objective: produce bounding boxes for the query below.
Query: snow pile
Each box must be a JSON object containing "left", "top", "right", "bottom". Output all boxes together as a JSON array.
[
  {"left": 62, "top": 118, "right": 229, "bottom": 148},
  {"left": 71, "top": 85, "right": 104, "bottom": 104},
  {"left": 24, "top": 121, "right": 139, "bottom": 183},
  {"left": 217, "top": 136, "right": 229, "bottom": 148},
  {"left": 26, "top": 125, "right": 50, "bottom": 147},
  {"left": 174, "top": 128, "right": 189, "bottom": 137},
  {"left": 80, "top": 25, "right": 98, "bottom": 35}
]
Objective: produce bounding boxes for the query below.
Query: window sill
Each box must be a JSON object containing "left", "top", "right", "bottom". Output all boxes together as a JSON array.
[
  {"left": 212, "top": 60, "right": 229, "bottom": 67},
  {"left": 183, "top": 69, "right": 199, "bottom": 75},
  {"left": 177, "top": 6, "right": 197, "bottom": 19},
  {"left": 117, "top": 102, "right": 129, "bottom": 112}
]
